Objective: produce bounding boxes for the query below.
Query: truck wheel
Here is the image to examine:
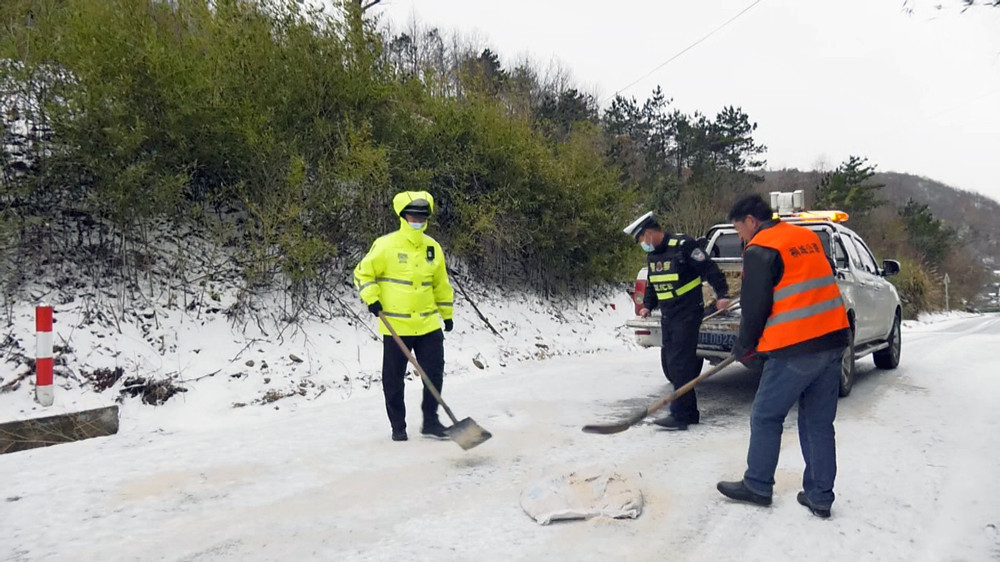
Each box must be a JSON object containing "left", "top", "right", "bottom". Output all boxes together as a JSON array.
[
  {"left": 873, "top": 313, "right": 901, "bottom": 369},
  {"left": 839, "top": 327, "right": 855, "bottom": 397}
]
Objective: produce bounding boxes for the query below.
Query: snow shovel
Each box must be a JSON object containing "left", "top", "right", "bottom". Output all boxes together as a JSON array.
[
  {"left": 378, "top": 312, "right": 492, "bottom": 450},
  {"left": 581, "top": 299, "right": 742, "bottom": 435},
  {"left": 582, "top": 356, "right": 737, "bottom": 435}
]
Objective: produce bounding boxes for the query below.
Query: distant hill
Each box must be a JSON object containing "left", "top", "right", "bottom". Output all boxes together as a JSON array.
[{"left": 759, "top": 169, "right": 1000, "bottom": 268}]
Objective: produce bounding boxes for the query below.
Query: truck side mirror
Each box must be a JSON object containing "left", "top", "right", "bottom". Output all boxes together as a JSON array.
[
  {"left": 882, "top": 259, "right": 900, "bottom": 277},
  {"left": 696, "top": 236, "right": 709, "bottom": 250}
]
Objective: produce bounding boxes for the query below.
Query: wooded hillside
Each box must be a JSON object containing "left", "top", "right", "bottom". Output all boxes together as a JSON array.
[
  {"left": 763, "top": 168, "right": 995, "bottom": 313},
  {"left": 1, "top": 0, "right": 991, "bottom": 320}
]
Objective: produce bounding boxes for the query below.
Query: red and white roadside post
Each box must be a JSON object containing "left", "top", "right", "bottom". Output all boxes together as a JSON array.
[{"left": 36, "top": 304, "right": 54, "bottom": 406}]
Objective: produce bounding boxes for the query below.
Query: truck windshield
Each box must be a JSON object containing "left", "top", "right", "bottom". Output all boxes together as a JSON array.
[
  {"left": 811, "top": 230, "right": 832, "bottom": 258},
  {"left": 711, "top": 233, "right": 744, "bottom": 258},
  {"left": 711, "top": 228, "right": 832, "bottom": 259}
]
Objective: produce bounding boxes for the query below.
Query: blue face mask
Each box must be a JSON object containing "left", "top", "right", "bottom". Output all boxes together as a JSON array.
[
  {"left": 408, "top": 221, "right": 425, "bottom": 230},
  {"left": 640, "top": 241, "right": 655, "bottom": 253}
]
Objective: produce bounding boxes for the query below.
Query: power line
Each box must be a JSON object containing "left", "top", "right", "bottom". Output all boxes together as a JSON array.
[
  {"left": 602, "top": 0, "right": 763, "bottom": 104},
  {"left": 925, "top": 87, "right": 1000, "bottom": 121}
]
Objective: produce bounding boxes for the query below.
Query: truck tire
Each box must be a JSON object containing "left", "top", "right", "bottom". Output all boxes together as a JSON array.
[
  {"left": 873, "top": 312, "right": 901, "bottom": 370},
  {"left": 839, "top": 327, "right": 855, "bottom": 397}
]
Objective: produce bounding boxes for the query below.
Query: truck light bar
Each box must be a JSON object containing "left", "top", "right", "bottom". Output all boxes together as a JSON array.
[{"left": 781, "top": 210, "right": 850, "bottom": 223}]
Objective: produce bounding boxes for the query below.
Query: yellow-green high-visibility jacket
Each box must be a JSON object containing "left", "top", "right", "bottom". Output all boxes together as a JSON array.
[{"left": 353, "top": 191, "right": 455, "bottom": 336}]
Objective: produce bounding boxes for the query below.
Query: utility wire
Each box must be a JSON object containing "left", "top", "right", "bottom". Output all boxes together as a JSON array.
[
  {"left": 924, "top": 87, "right": 1000, "bottom": 121},
  {"left": 602, "top": 0, "right": 763, "bottom": 104}
]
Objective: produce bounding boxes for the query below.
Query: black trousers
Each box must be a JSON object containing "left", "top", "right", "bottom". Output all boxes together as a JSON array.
[
  {"left": 382, "top": 330, "right": 445, "bottom": 431},
  {"left": 659, "top": 305, "right": 705, "bottom": 423}
]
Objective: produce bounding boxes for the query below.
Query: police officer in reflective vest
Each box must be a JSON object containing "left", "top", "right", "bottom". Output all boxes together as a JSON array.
[
  {"left": 716, "top": 194, "right": 850, "bottom": 518},
  {"left": 624, "top": 212, "right": 731, "bottom": 430},
  {"left": 354, "top": 191, "right": 455, "bottom": 442}
]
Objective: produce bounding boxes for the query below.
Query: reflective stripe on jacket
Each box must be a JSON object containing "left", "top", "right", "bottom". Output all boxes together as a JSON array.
[
  {"left": 647, "top": 271, "right": 702, "bottom": 301},
  {"left": 649, "top": 236, "right": 698, "bottom": 300},
  {"left": 747, "top": 221, "right": 849, "bottom": 353},
  {"left": 353, "top": 191, "right": 454, "bottom": 336},
  {"left": 643, "top": 234, "right": 729, "bottom": 310}
]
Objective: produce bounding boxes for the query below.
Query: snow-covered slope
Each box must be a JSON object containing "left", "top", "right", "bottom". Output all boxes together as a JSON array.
[{"left": 0, "top": 279, "right": 637, "bottom": 426}]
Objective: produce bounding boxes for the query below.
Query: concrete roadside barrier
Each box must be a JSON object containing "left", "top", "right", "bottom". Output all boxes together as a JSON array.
[{"left": 0, "top": 405, "right": 119, "bottom": 454}]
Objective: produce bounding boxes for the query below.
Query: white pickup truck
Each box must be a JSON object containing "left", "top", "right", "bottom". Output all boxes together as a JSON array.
[{"left": 626, "top": 201, "right": 903, "bottom": 397}]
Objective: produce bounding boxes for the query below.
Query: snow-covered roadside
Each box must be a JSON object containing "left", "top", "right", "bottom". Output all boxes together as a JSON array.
[
  {"left": 0, "top": 281, "right": 638, "bottom": 431},
  {"left": 903, "top": 309, "right": 979, "bottom": 329}
]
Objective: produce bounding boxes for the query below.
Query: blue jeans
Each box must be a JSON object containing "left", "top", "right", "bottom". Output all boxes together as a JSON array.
[{"left": 743, "top": 347, "right": 842, "bottom": 508}]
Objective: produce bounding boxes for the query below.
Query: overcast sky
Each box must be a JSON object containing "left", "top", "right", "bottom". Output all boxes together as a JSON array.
[{"left": 371, "top": 0, "right": 1000, "bottom": 204}]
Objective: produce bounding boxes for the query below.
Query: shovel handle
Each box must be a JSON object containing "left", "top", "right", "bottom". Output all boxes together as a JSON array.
[
  {"left": 645, "top": 355, "right": 737, "bottom": 417},
  {"left": 703, "top": 297, "right": 740, "bottom": 322},
  {"left": 378, "top": 312, "right": 460, "bottom": 425}
]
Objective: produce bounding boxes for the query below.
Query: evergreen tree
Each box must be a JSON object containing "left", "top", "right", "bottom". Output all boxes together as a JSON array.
[
  {"left": 534, "top": 88, "right": 598, "bottom": 141},
  {"left": 814, "top": 156, "right": 884, "bottom": 217},
  {"left": 462, "top": 48, "right": 507, "bottom": 95},
  {"left": 899, "top": 199, "right": 954, "bottom": 266},
  {"left": 602, "top": 88, "right": 675, "bottom": 194},
  {"left": 668, "top": 109, "right": 711, "bottom": 179},
  {"left": 709, "top": 106, "right": 767, "bottom": 173}
]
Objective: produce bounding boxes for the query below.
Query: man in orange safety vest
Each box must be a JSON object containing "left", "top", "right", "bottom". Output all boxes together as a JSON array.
[{"left": 716, "top": 194, "right": 850, "bottom": 519}]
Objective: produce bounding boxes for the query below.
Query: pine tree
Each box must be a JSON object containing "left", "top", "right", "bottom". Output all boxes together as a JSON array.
[
  {"left": 814, "top": 156, "right": 884, "bottom": 217},
  {"left": 899, "top": 199, "right": 954, "bottom": 266},
  {"left": 709, "top": 106, "right": 767, "bottom": 173}
]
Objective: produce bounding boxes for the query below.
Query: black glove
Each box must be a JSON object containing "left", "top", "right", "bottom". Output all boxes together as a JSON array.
[
  {"left": 444, "top": 319, "right": 453, "bottom": 332},
  {"left": 732, "top": 347, "right": 757, "bottom": 368},
  {"left": 368, "top": 301, "right": 382, "bottom": 317}
]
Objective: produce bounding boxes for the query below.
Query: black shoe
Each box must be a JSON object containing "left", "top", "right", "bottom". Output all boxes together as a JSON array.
[
  {"left": 421, "top": 420, "right": 449, "bottom": 439},
  {"left": 652, "top": 415, "right": 693, "bottom": 431},
  {"left": 797, "top": 491, "right": 831, "bottom": 518},
  {"left": 717, "top": 480, "right": 772, "bottom": 506},
  {"left": 391, "top": 429, "right": 408, "bottom": 442}
]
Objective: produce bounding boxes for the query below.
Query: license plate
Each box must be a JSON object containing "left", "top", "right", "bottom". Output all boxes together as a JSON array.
[{"left": 698, "top": 332, "right": 736, "bottom": 351}]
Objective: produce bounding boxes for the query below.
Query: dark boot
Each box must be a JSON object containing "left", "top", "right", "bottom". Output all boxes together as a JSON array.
[
  {"left": 797, "top": 491, "right": 831, "bottom": 518},
  {"left": 653, "top": 415, "right": 690, "bottom": 431},
  {"left": 717, "top": 480, "right": 772, "bottom": 506},
  {"left": 391, "top": 429, "right": 408, "bottom": 442},
  {"left": 421, "top": 419, "right": 448, "bottom": 439}
]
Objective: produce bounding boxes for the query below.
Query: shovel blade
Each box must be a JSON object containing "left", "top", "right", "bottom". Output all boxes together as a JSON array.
[
  {"left": 581, "top": 409, "right": 647, "bottom": 435},
  {"left": 581, "top": 422, "right": 632, "bottom": 435},
  {"left": 445, "top": 417, "right": 492, "bottom": 450}
]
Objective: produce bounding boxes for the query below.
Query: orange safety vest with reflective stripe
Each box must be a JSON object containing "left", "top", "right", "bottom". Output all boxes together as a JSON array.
[{"left": 747, "top": 221, "right": 849, "bottom": 353}]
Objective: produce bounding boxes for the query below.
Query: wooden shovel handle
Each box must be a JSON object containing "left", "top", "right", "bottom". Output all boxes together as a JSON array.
[
  {"left": 378, "top": 312, "right": 460, "bottom": 425},
  {"left": 646, "top": 355, "right": 737, "bottom": 417}
]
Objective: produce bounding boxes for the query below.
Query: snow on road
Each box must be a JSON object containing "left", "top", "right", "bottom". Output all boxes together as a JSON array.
[{"left": 2, "top": 313, "right": 999, "bottom": 561}]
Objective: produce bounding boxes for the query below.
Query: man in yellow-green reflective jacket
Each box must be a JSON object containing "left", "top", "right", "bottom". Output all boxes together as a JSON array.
[{"left": 354, "top": 191, "right": 455, "bottom": 442}]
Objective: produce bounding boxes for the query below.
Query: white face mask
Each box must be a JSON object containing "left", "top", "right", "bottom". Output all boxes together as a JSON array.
[
  {"left": 640, "top": 241, "right": 655, "bottom": 253},
  {"left": 408, "top": 221, "right": 425, "bottom": 230}
]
